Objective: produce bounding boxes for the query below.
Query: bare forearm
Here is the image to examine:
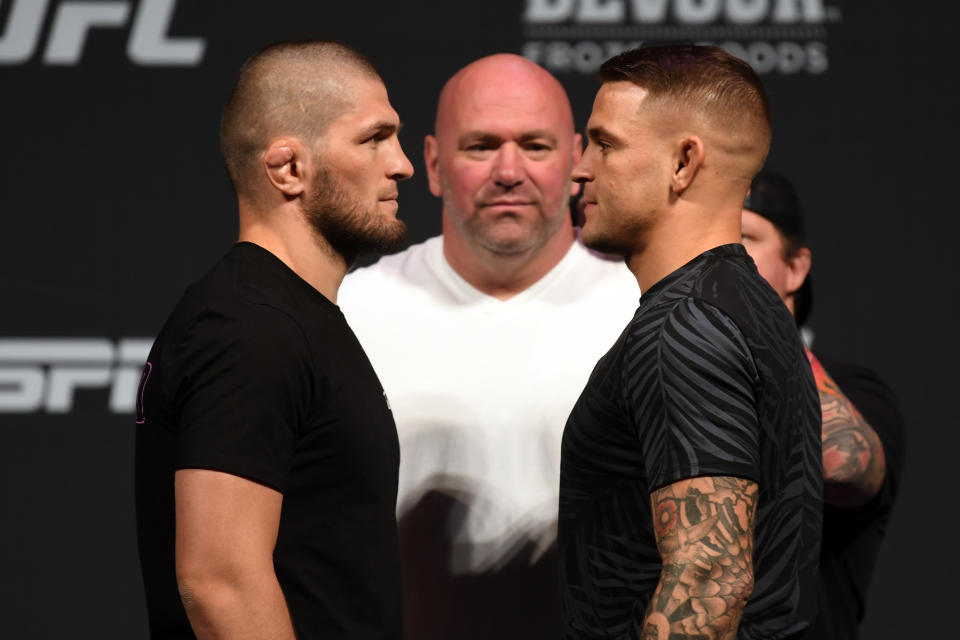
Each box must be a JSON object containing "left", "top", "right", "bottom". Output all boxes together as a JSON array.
[
  {"left": 807, "top": 350, "right": 886, "bottom": 506},
  {"left": 179, "top": 573, "right": 296, "bottom": 640},
  {"left": 640, "top": 565, "right": 751, "bottom": 640},
  {"left": 641, "top": 477, "right": 756, "bottom": 639}
]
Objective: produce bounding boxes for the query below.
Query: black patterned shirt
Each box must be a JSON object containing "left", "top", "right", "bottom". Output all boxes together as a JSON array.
[{"left": 559, "top": 244, "right": 822, "bottom": 640}]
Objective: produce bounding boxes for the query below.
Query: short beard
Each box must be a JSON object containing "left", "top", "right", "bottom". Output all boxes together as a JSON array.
[
  {"left": 304, "top": 167, "right": 407, "bottom": 265},
  {"left": 441, "top": 175, "right": 570, "bottom": 257},
  {"left": 580, "top": 215, "right": 649, "bottom": 262}
]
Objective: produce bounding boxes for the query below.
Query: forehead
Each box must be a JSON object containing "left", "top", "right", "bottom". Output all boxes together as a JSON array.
[
  {"left": 442, "top": 71, "right": 571, "bottom": 138},
  {"left": 330, "top": 78, "right": 398, "bottom": 128},
  {"left": 587, "top": 82, "right": 655, "bottom": 134},
  {"left": 741, "top": 209, "right": 781, "bottom": 238}
]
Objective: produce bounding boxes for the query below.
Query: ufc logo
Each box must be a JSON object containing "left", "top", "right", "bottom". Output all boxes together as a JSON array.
[
  {"left": 0, "top": 338, "right": 153, "bottom": 413},
  {"left": 0, "top": 0, "right": 205, "bottom": 66}
]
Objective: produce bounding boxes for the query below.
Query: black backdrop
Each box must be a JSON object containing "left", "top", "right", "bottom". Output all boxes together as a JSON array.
[{"left": 2, "top": 1, "right": 955, "bottom": 637}]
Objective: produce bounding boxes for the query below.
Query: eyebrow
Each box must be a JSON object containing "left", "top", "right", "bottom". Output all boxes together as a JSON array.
[
  {"left": 359, "top": 120, "right": 403, "bottom": 139},
  {"left": 458, "top": 129, "right": 558, "bottom": 146},
  {"left": 586, "top": 125, "right": 621, "bottom": 145}
]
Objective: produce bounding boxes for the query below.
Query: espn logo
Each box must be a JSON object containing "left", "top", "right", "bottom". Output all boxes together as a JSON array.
[{"left": 0, "top": 338, "right": 152, "bottom": 413}]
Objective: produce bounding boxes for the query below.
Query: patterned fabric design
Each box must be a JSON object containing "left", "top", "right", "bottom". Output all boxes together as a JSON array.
[{"left": 559, "top": 244, "right": 822, "bottom": 640}]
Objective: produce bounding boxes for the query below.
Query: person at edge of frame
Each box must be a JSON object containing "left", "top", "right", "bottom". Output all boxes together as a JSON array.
[
  {"left": 741, "top": 170, "right": 906, "bottom": 640},
  {"left": 134, "top": 40, "right": 413, "bottom": 639}
]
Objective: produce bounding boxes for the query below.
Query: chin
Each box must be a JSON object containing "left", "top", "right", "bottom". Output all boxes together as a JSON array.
[
  {"left": 580, "top": 225, "right": 626, "bottom": 257},
  {"left": 472, "top": 223, "right": 538, "bottom": 255}
]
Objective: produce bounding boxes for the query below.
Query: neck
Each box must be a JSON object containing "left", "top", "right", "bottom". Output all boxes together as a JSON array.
[
  {"left": 442, "top": 215, "right": 576, "bottom": 301},
  {"left": 237, "top": 199, "right": 348, "bottom": 304},
  {"left": 627, "top": 203, "right": 741, "bottom": 293}
]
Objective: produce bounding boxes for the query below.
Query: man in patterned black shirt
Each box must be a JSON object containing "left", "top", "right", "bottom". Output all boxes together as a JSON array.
[{"left": 559, "top": 45, "right": 823, "bottom": 639}]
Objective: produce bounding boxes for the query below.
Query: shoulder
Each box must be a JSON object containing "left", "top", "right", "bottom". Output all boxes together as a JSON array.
[
  {"left": 622, "top": 296, "right": 756, "bottom": 402},
  {"left": 647, "top": 296, "right": 752, "bottom": 365},
  {"left": 536, "top": 239, "right": 640, "bottom": 310},
  {"left": 689, "top": 247, "right": 801, "bottom": 358},
  {"left": 695, "top": 247, "right": 785, "bottom": 315},
  {"left": 178, "top": 301, "right": 311, "bottom": 371},
  {"left": 339, "top": 236, "right": 441, "bottom": 309},
  {"left": 160, "top": 257, "right": 316, "bottom": 377}
]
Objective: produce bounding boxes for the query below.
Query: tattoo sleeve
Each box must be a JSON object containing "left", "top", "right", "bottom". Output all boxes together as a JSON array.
[
  {"left": 641, "top": 476, "right": 758, "bottom": 640},
  {"left": 806, "top": 349, "right": 886, "bottom": 507}
]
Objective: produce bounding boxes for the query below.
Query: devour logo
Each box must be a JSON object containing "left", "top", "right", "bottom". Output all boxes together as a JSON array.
[{"left": 521, "top": 0, "right": 842, "bottom": 75}]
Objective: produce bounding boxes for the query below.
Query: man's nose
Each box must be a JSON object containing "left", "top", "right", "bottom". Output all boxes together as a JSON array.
[
  {"left": 571, "top": 151, "right": 593, "bottom": 184},
  {"left": 388, "top": 137, "right": 414, "bottom": 181},
  {"left": 492, "top": 143, "right": 524, "bottom": 189}
]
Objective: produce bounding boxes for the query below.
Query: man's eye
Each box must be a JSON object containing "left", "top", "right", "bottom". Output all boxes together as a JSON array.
[{"left": 364, "top": 131, "right": 392, "bottom": 145}]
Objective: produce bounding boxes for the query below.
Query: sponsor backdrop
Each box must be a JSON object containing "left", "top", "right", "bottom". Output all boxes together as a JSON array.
[{"left": 1, "top": 0, "right": 954, "bottom": 636}]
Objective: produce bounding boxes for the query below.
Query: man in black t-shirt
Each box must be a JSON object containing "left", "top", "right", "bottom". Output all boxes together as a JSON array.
[
  {"left": 741, "top": 171, "right": 906, "bottom": 639},
  {"left": 135, "top": 41, "right": 414, "bottom": 639},
  {"left": 560, "top": 45, "right": 823, "bottom": 639}
]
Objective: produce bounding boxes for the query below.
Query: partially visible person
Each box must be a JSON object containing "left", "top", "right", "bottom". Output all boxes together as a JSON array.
[
  {"left": 741, "top": 171, "right": 906, "bottom": 640},
  {"left": 135, "top": 41, "right": 413, "bottom": 639},
  {"left": 338, "top": 54, "right": 639, "bottom": 640},
  {"left": 560, "top": 44, "right": 823, "bottom": 639}
]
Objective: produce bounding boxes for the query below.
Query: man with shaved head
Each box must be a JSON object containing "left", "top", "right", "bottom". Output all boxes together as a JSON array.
[
  {"left": 338, "top": 54, "right": 639, "bottom": 638},
  {"left": 135, "top": 40, "right": 412, "bottom": 639},
  {"left": 559, "top": 45, "right": 822, "bottom": 639}
]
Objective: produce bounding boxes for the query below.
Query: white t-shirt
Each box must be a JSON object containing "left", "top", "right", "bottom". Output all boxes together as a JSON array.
[{"left": 338, "top": 235, "right": 639, "bottom": 573}]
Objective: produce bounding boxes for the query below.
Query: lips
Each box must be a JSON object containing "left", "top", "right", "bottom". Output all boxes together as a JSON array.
[{"left": 483, "top": 200, "right": 534, "bottom": 207}]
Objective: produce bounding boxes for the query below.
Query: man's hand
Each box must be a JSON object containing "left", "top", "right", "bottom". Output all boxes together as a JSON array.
[
  {"left": 175, "top": 469, "right": 297, "bottom": 640},
  {"left": 806, "top": 349, "right": 886, "bottom": 507},
  {"left": 640, "top": 476, "right": 757, "bottom": 640}
]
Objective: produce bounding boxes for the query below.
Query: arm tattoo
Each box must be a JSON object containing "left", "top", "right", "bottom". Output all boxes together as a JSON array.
[
  {"left": 641, "top": 476, "right": 758, "bottom": 640},
  {"left": 807, "top": 350, "right": 886, "bottom": 506}
]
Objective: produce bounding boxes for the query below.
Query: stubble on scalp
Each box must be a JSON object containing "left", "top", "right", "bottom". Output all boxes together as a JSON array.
[
  {"left": 599, "top": 44, "right": 772, "bottom": 181},
  {"left": 219, "top": 41, "right": 381, "bottom": 198},
  {"left": 221, "top": 41, "right": 407, "bottom": 263}
]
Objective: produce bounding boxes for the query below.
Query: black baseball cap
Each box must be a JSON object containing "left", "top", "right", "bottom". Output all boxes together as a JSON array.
[{"left": 743, "top": 171, "right": 813, "bottom": 326}]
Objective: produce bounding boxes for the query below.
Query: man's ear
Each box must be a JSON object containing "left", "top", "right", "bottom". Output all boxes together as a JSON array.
[
  {"left": 424, "top": 135, "right": 443, "bottom": 198},
  {"left": 263, "top": 138, "right": 307, "bottom": 198},
  {"left": 670, "top": 135, "right": 704, "bottom": 194},
  {"left": 569, "top": 132, "right": 583, "bottom": 197},
  {"left": 785, "top": 247, "right": 812, "bottom": 297}
]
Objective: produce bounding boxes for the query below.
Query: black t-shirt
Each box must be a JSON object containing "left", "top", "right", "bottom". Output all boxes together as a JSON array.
[
  {"left": 801, "top": 358, "right": 906, "bottom": 640},
  {"left": 135, "top": 242, "right": 401, "bottom": 639},
  {"left": 559, "top": 244, "right": 822, "bottom": 640}
]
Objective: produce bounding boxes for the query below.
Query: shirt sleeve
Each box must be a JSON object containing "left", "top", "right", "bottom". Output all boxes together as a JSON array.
[
  {"left": 171, "top": 302, "right": 314, "bottom": 493},
  {"left": 629, "top": 297, "right": 761, "bottom": 491}
]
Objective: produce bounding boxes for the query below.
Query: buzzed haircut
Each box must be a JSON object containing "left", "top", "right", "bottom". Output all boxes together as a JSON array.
[
  {"left": 600, "top": 44, "right": 771, "bottom": 169},
  {"left": 220, "top": 40, "right": 382, "bottom": 196}
]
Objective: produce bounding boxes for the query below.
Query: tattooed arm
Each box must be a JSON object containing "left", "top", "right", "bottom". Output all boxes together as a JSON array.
[
  {"left": 640, "top": 476, "right": 757, "bottom": 640},
  {"left": 807, "top": 350, "right": 886, "bottom": 507}
]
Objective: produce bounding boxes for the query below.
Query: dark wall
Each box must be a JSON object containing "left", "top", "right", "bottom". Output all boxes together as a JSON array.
[{"left": 1, "top": 1, "right": 954, "bottom": 636}]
